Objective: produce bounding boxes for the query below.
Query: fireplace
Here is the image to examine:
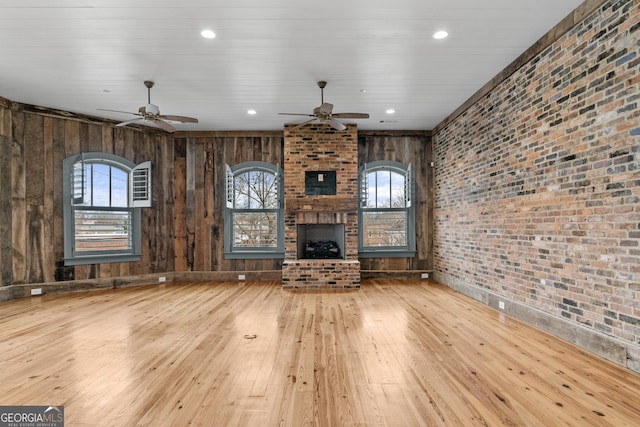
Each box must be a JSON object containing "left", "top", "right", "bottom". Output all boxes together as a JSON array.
[
  {"left": 281, "top": 123, "right": 361, "bottom": 289},
  {"left": 297, "top": 224, "right": 345, "bottom": 260}
]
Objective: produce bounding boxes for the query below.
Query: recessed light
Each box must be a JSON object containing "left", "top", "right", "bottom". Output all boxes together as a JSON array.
[
  {"left": 433, "top": 30, "right": 448, "bottom": 40},
  {"left": 360, "top": 89, "right": 367, "bottom": 93},
  {"left": 247, "top": 109, "right": 257, "bottom": 115},
  {"left": 201, "top": 29, "right": 216, "bottom": 39},
  {"left": 386, "top": 109, "right": 395, "bottom": 114}
]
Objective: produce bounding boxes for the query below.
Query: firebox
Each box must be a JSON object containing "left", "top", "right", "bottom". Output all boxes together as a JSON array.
[{"left": 297, "top": 224, "right": 345, "bottom": 260}]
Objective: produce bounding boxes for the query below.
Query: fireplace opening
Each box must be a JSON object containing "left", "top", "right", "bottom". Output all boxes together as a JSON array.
[{"left": 297, "top": 224, "right": 345, "bottom": 260}]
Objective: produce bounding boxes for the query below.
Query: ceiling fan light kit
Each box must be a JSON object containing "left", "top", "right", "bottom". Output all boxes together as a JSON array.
[
  {"left": 99, "top": 80, "right": 198, "bottom": 133},
  {"left": 279, "top": 81, "right": 370, "bottom": 131}
]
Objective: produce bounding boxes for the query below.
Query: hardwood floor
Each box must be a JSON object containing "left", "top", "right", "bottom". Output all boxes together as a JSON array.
[{"left": 1, "top": 280, "right": 639, "bottom": 426}]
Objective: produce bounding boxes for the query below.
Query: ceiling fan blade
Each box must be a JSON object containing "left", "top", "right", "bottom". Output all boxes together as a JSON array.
[
  {"left": 327, "top": 117, "right": 346, "bottom": 131},
  {"left": 98, "top": 108, "right": 141, "bottom": 116},
  {"left": 319, "top": 103, "right": 333, "bottom": 115},
  {"left": 160, "top": 115, "right": 199, "bottom": 123},
  {"left": 115, "top": 118, "right": 144, "bottom": 127},
  {"left": 279, "top": 113, "right": 315, "bottom": 117},
  {"left": 153, "top": 119, "right": 176, "bottom": 133},
  {"left": 292, "top": 118, "right": 318, "bottom": 129},
  {"left": 332, "top": 113, "right": 370, "bottom": 119}
]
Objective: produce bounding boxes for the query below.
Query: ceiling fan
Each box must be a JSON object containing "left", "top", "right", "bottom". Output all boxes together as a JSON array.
[
  {"left": 279, "top": 81, "right": 369, "bottom": 131},
  {"left": 99, "top": 81, "right": 198, "bottom": 133}
]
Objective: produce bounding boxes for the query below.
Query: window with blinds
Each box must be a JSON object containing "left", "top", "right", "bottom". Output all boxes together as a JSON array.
[{"left": 63, "top": 153, "right": 151, "bottom": 265}]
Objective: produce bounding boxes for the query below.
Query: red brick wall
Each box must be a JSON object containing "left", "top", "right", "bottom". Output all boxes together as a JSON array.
[{"left": 434, "top": 0, "right": 640, "bottom": 346}]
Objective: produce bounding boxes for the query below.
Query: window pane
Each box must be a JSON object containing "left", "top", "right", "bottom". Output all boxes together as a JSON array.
[
  {"left": 234, "top": 170, "right": 278, "bottom": 209},
  {"left": 366, "top": 170, "right": 406, "bottom": 209},
  {"left": 111, "top": 167, "right": 128, "bottom": 207},
  {"left": 233, "top": 212, "right": 278, "bottom": 248},
  {"left": 390, "top": 171, "right": 405, "bottom": 207},
  {"left": 74, "top": 209, "right": 132, "bottom": 252},
  {"left": 362, "top": 211, "right": 407, "bottom": 247},
  {"left": 85, "top": 163, "right": 129, "bottom": 208},
  {"left": 91, "top": 164, "right": 111, "bottom": 207}
]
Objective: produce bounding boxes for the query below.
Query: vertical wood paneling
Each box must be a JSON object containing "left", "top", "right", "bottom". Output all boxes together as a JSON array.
[
  {"left": 0, "top": 95, "right": 433, "bottom": 285},
  {"left": 417, "top": 133, "right": 433, "bottom": 270},
  {"left": 173, "top": 132, "right": 434, "bottom": 274},
  {"left": 173, "top": 142, "right": 187, "bottom": 272},
  {"left": 211, "top": 136, "right": 225, "bottom": 272},
  {"left": 11, "top": 110, "right": 26, "bottom": 284},
  {"left": 42, "top": 118, "right": 55, "bottom": 282},
  {"left": 185, "top": 138, "right": 196, "bottom": 271},
  {"left": 358, "top": 133, "right": 433, "bottom": 272},
  {"left": 173, "top": 133, "right": 286, "bottom": 273},
  {"left": 160, "top": 135, "right": 175, "bottom": 273},
  {"left": 25, "top": 114, "right": 45, "bottom": 283},
  {"left": 0, "top": 100, "right": 177, "bottom": 287},
  {"left": 203, "top": 139, "right": 215, "bottom": 271},
  {"left": 51, "top": 118, "right": 66, "bottom": 280},
  {"left": 0, "top": 102, "right": 12, "bottom": 286},
  {"left": 194, "top": 141, "right": 206, "bottom": 270}
]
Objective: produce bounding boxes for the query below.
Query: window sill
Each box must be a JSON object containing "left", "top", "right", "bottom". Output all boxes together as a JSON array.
[
  {"left": 358, "top": 250, "right": 416, "bottom": 258},
  {"left": 224, "top": 251, "right": 285, "bottom": 260},
  {"left": 64, "top": 253, "right": 141, "bottom": 266}
]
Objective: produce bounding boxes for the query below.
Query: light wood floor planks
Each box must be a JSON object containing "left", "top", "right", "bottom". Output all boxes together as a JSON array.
[{"left": 1, "top": 279, "right": 639, "bottom": 426}]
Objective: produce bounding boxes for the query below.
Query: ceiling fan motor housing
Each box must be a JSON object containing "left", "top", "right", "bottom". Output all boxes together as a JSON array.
[{"left": 145, "top": 104, "right": 160, "bottom": 116}]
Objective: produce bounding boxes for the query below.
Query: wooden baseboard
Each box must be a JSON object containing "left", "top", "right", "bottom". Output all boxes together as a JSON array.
[
  {"left": 0, "top": 271, "right": 285, "bottom": 302},
  {"left": 434, "top": 271, "right": 640, "bottom": 374},
  {"left": 360, "top": 270, "right": 433, "bottom": 280}
]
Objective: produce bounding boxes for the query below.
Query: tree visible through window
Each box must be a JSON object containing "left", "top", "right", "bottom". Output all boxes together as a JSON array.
[
  {"left": 224, "top": 162, "right": 284, "bottom": 258},
  {"left": 233, "top": 169, "right": 278, "bottom": 247},
  {"left": 359, "top": 161, "right": 415, "bottom": 257}
]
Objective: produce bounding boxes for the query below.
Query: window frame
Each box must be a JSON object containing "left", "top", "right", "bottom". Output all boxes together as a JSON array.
[
  {"left": 224, "top": 161, "right": 285, "bottom": 259},
  {"left": 62, "top": 152, "right": 151, "bottom": 266},
  {"left": 358, "top": 160, "right": 416, "bottom": 258}
]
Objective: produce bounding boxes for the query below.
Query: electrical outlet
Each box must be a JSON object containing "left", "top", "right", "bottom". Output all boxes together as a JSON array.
[
  {"left": 31, "top": 288, "right": 42, "bottom": 296},
  {"left": 238, "top": 274, "right": 246, "bottom": 280},
  {"left": 421, "top": 273, "right": 429, "bottom": 279},
  {"left": 499, "top": 301, "right": 505, "bottom": 310},
  {"left": 158, "top": 276, "right": 166, "bottom": 283}
]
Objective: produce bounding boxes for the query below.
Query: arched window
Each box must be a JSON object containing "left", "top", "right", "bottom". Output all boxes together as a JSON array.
[
  {"left": 358, "top": 160, "right": 415, "bottom": 257},
  {"left": 63, "top": 153, "right": 151, "bottom": 265},
  {"left": 224, "top": 161, "right": 284, "bottom": 258}
]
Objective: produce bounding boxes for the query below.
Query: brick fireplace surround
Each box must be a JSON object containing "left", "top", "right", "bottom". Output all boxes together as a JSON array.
[{"left": 281, "top": 123, "right": 360, "bottom": 289}]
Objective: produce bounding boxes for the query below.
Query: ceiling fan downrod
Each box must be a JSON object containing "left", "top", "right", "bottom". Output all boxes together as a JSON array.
[
  {"left": 144, "top": 80, "right": 155, "bottom": 104},
  {"left": 317, "top": 80, "right": 326, "bottom": 105}
]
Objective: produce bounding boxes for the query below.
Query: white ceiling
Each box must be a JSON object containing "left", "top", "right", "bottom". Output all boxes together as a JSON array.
[{"left": 0, "top": 0, "right": 584, "bottom": 132}]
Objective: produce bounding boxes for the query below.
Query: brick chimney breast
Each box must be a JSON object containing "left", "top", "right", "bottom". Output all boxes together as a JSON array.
[{"left": 282, "top": 123, "right": 360, "bottom": 289}]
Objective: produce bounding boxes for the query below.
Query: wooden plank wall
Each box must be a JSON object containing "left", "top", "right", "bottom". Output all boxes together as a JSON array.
[
  {"left": 0, "top": 98, "right": 175, "bottom": 286},
  {"left": 358, "top": 131, "right": 434, "bottom": 272},
  {"left": 173, "top": 132, "right": 285, "bottom": 272},
  {"left": 173, "top": 130, "right": 433, "bottom": 274},
  {"left": 0, "top": 96, "right": 433, "bottom": 286}
]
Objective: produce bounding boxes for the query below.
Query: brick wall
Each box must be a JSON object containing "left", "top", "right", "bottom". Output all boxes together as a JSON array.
[
  {"left": 282, "top": 123, "right": 360, "bottom": 289},
  {"left": 433, "top": 0, "right": 640, "bottom": 361}
]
